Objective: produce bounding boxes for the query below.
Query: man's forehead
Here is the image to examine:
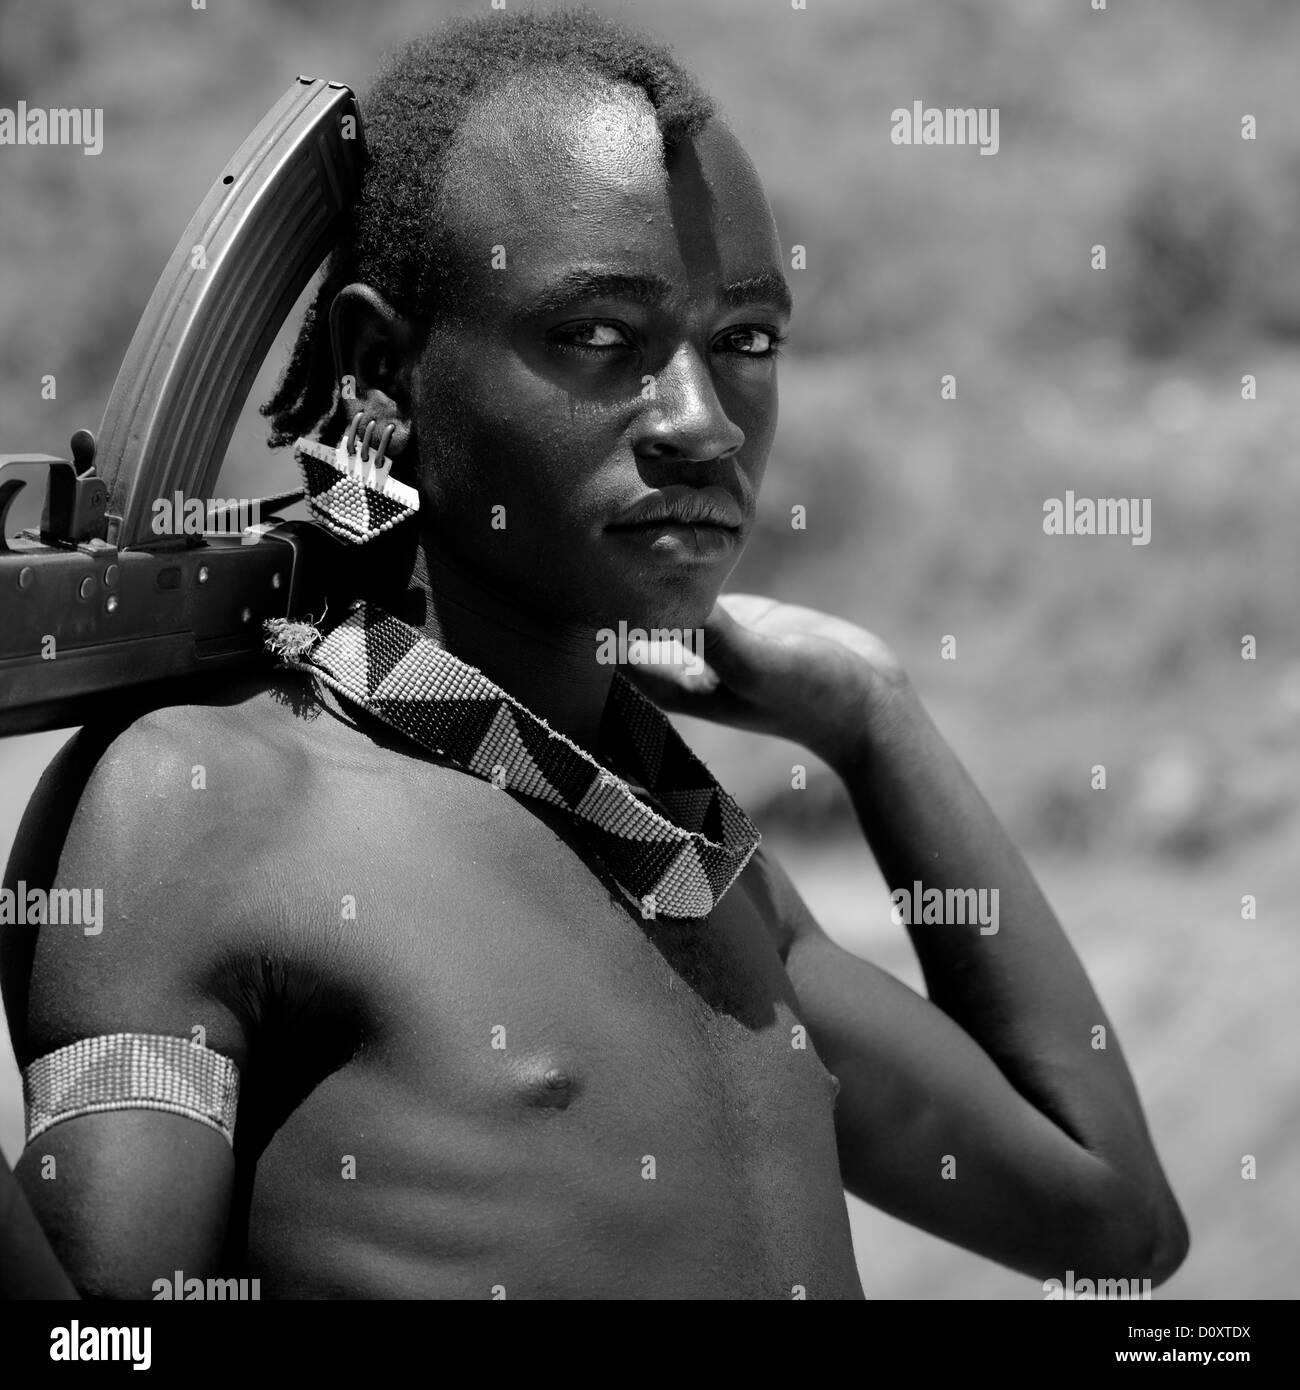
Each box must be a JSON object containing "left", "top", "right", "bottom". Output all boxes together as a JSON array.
[{"left": 434, "top": 76, "right": 783, "bottom": 303}]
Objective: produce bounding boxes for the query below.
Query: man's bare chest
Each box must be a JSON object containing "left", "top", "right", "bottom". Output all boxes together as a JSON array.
[
  {"left": 231, "top": 749, "right": 838, "bottom": 1157},
  {"left": 223, "top": 716, "right": 857, "bottom": 1295}
]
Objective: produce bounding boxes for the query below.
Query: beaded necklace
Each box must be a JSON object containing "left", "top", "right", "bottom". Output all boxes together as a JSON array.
[{"left": 290, "top": 600, "right": 760, "bottom": 920}]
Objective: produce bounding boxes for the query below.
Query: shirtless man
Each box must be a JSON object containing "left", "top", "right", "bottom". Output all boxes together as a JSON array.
[{"left": 0, "top": 10, "right": 1187, "bottom": 1299}]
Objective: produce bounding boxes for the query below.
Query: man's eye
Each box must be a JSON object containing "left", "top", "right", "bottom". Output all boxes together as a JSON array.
[
  {"left": 719, "top": 327, "right": 786, "bottom": 357},
  {"left": 552, "top": 321, "right": 630, "bottom": 352}
]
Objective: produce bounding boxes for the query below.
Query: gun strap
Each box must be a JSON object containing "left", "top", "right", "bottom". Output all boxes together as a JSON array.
[{"left": 297, "top": 601, "right": 761, "bottom": 920}]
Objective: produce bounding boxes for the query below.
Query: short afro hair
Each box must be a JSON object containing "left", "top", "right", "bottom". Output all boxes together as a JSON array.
[{"left": 260, "top": 5, "right": 715, "bottom": 449}]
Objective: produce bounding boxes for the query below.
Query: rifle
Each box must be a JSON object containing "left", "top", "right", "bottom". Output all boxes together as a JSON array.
[{"left": 0, "top": 77, "right": 363, "bottom": 737}]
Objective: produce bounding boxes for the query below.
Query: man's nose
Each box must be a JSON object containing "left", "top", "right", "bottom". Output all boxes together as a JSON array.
[{"left": 633, "top": 344, "right": 745, "bottom": 464}]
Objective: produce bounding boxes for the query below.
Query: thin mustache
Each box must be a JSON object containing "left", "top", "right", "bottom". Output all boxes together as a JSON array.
[{"left": 609, "top": 484, "right": 746, "bottom": 530}]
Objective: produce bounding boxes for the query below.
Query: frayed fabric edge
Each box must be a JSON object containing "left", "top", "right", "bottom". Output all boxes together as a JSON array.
[{"left": 263, "top": 609, "right": 330, "bottom": 700}]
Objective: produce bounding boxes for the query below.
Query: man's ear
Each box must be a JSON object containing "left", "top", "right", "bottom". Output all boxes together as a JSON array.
[{"left": 328, "top": 283, "right": 417, "bottom": 457}]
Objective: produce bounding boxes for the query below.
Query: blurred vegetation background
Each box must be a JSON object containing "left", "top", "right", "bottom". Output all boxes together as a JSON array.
[{"left": 1, "top": 0, "right": 1296, "bottom": 1298}]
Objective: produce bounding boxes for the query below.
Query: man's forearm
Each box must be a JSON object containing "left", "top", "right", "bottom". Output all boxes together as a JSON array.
[
  {"left": 0, "top": 1155, "right": 78, "bottom": 1298},
  {"left": 834, "top": 677, "right": 1160, "bottom": 1164}
]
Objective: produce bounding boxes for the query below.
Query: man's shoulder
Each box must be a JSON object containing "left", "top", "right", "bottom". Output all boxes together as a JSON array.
[
  {"left": 69, "top": 671, "right": 321, "bottom": 829},
  {"left": 107, "top": 666, "right": 325, "bottom": 758},
  {"left": 58, "top": 669, "right": 511, "bottom": 864},
  {"left": 3, "top": 675, "right": 333, "bottom": 1050},
  {"left": 736, "top": 841, "right": 827, "bottom": 962},
  {"left": 3, "top": 673, "right": 520, "bottom": 1057}
]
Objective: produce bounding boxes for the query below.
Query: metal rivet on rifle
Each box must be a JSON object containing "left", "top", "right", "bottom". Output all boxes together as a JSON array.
[
  {"left": 241, "top": 607, "right": 252, "bottom": 623},
  {"left": 105, "top": 595, "right": 118, "bottom": 614},
  {"left": 79, "top": 577, "right": 94, "bottom": 599},
  {"left": 271, "top": 573, "right": 282, "bottom": 590},
  {"left": 198, "top": 566, "right": 210, "bottom": 584},
  {"left": 17, "top": 566, "right": 34, "bottom": 589},
  {"left": 104, "top": 563, "right": 119, "bottom": 588}
]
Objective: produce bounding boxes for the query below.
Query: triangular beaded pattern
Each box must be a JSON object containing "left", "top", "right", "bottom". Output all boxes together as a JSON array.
[
  {"left": 294, "top": 436, "right": 419, "bottom": 544},
  {"left": 302, "top": 602, "right": 761, "bottom": 920}
]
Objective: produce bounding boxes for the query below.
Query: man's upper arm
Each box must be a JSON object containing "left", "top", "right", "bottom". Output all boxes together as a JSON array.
[
  {"left": 746, "top": 847, "right": 1160, "bottom": 1282},
  {"left": 9, "top": 713, "right": 254, "bottom": 1299}
]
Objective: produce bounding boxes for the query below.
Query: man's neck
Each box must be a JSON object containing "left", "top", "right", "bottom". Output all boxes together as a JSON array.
[{"left": 368, "top": 535, "right": 615, "bottom": 757}]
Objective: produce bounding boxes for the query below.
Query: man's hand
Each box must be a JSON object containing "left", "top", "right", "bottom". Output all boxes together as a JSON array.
[{"left": 623, "top": 593, "right": 908, "bottom": 768}]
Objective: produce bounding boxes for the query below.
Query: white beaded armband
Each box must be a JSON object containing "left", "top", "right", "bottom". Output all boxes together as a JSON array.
[{"left": 23, "top": 1033, "right": 239, "bottom": 1146}]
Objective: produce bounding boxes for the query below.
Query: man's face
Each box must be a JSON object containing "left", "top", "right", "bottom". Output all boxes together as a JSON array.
[{"left": 409, "top": 77, "right": 790, "bottom": 636}]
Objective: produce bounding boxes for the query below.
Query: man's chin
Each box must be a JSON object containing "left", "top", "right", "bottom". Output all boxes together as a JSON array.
[
  {"left": 592, "top": 550, "right": 738, "bottom": 632},
  {"left": 586, "top": 581, "right": 723, "bottom": 640}
]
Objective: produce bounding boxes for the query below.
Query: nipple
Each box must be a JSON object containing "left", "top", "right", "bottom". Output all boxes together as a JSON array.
[{"left": 516, "top": 1059, "right": 579, "bottom": 1110}]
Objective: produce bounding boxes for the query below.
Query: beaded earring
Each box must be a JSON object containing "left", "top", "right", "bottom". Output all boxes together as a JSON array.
[{"left": 293, "top": 411, "right": 419, "bottom": 544}]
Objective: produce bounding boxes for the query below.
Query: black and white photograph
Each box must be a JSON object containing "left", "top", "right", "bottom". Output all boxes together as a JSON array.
[{"left": 0, "top": 0, "right": 1294, "bottom": 1351}]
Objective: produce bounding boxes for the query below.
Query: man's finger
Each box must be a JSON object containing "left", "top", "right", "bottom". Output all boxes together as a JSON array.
[{"left": 702, "top": 595, "right": 776, "bottom": 687}]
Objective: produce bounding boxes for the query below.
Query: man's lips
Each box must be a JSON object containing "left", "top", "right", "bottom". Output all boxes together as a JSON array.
[{"left": 607, "top": 484, "right": 745, "bottom": 531}]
